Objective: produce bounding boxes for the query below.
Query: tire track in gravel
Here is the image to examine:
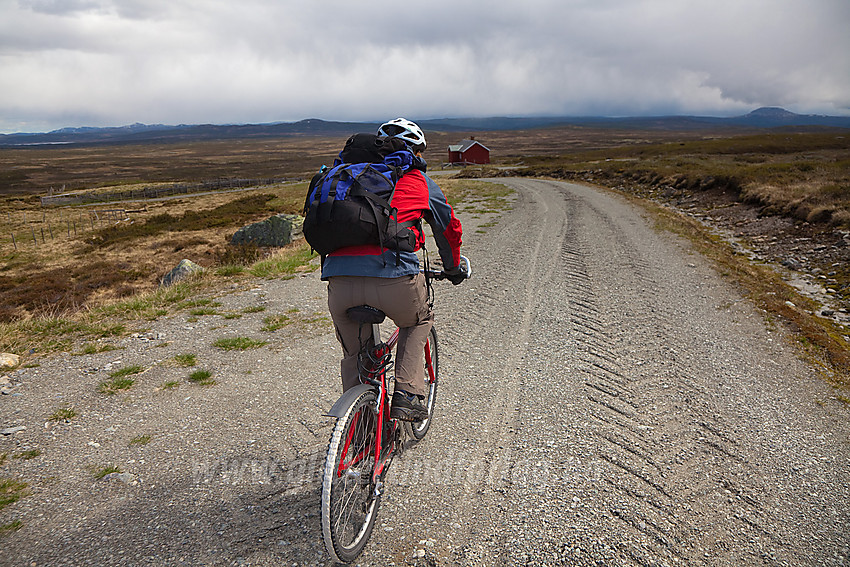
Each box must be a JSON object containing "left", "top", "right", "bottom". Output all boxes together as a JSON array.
[
  {"left": 444, "top": 180, "right": 571, "bottom": 558},
  {"left": 434, "top": 178, "right": 849, "bottom": 567},
  {"left": 539, "top": 179, "right": 790, "bottom": 565},
  {"left": 356, "top": 178, "right": 574, "bottom": 566},
  {"left": 564, "top": 183, "right": 781, "bottom": 565}
]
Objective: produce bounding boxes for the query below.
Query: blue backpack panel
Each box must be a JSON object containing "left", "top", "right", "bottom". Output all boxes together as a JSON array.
[{"left": 303, "top": 135, "right": 418, "bottom": 256}]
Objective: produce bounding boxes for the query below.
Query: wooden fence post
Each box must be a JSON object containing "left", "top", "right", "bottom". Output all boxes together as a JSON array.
[
  {"left": 31, "top": 226, "right": 36, "bottom": 245},
  {"left": 11, "top": 233, "right": 17, "bottom": 251}
]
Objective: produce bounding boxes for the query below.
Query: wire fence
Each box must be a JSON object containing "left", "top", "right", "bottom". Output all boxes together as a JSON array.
[
  {"left": 40, "top": 177, "right": 290, "bottom": 206},
  {"left": 6, "top": 177, "right": 294, "bottom": 252},
  {"left": 4, "top": 208, "right": 133, "bottom": 251}
]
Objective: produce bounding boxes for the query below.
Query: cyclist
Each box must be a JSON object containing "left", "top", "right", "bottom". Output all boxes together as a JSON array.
[{"left": 323, "top": 118, "right": 466, "bottom": 421}]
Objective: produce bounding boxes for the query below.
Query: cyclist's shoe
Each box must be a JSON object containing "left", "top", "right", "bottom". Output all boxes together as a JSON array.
[{"left": 390, "top": 390, "right": 429, "bottom": 422}]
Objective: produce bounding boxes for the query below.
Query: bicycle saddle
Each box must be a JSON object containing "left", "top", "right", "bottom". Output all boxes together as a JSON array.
[{"left": 346, "top": 305, "right": 386, "bottom": 324}]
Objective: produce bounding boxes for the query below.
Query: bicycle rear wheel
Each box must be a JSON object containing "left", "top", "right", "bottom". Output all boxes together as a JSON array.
[
  {"left": 406, "top": 326, "right": 438, "bottom": 441},
  {"left": 321, "top": 388, "right": 380, "bottom": 563}
]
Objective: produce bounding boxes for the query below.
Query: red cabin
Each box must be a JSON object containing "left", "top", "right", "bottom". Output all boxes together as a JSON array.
[{"left": 447, "top": 137, "right": 490, "bottom": 165}]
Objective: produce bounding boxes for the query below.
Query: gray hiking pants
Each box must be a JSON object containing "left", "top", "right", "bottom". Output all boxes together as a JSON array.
[{"left": 327, "top": 273, "right": 432, "bottom": 397}]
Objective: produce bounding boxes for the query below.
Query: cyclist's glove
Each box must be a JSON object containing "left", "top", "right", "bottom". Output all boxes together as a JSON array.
[{"left": 443, "top": 265, "right": 467, "bottom": 285}]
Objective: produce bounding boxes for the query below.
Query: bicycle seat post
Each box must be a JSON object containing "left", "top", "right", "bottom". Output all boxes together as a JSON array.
[{"left": 370, "top": 322, "right": 382, "bottom": 346}]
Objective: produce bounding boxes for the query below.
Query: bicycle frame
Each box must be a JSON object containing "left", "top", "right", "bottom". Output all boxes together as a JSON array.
[
  {"left": 335, "top": 322, "right": 437, "bottom": 489},
  {"left": 321, "top": 255, "right": 466, "bottom": 563}
]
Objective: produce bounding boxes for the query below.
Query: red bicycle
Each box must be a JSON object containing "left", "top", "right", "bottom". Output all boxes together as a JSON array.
[{"left": 320, "top": 256, "right": 471, "bottom": 563}]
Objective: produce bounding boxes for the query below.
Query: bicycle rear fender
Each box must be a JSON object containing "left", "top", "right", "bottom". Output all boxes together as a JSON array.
[{"left": 325, "top": 384, "right": 374, "bottom": 418}]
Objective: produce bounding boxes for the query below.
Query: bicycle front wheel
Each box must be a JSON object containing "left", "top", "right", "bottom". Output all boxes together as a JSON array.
[
  {"left": 321, "top": 388, "right": 380, "bottom": 563},
  {"left": 406, "top": 326, "right": 438, "bottom": 441}
]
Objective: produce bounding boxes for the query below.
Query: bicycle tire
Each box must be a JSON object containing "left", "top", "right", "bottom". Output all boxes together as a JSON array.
[
  {"left": 405, "top": 326, "right": 438, "bottom": 440},
  {"left": 321, "top": 388, "right": 380, "bottom": 563}
]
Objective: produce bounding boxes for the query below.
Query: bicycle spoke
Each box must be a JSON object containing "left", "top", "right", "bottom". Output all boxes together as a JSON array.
[{"left": 321, "top": 389, "right": 381, "bottom": 562}]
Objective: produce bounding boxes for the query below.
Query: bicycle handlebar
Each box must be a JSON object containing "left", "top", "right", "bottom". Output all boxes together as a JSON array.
[{"left": 422, "top": 255, "right": 472, "bottom": 281}]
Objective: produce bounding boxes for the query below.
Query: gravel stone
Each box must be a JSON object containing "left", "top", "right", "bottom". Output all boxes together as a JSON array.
[{"left": 0, "top": 179, "right": 847, "bottom": 566}]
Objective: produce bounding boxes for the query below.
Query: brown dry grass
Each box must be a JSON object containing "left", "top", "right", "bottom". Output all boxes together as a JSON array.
[
  {"left": 501, "top": 131, "right": 850, "bottom": 227},
  {"left": 0, "top": 138, "right": 342, "bottom": 195},
  {"left": 0, "top": 183, "right": 308, "bottom": 322}
]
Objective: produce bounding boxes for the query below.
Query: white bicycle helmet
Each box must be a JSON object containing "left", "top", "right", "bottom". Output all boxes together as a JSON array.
[{"left": 377, "top": 118, "right": 427, "bottom": 151}]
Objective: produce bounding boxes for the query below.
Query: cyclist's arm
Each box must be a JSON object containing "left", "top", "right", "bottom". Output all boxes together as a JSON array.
[{"left": 421, "top": 176, "right": 463, "bottom": 269}]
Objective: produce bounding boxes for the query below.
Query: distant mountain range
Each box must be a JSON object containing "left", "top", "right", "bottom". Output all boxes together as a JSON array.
[{"left": 2, "top": 108, "right": 848, "bottom": 146}]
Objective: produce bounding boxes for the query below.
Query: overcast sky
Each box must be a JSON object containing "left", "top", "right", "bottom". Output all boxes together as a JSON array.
[{"left": 1, "top": 0, "right": 848, "bottom": 133}]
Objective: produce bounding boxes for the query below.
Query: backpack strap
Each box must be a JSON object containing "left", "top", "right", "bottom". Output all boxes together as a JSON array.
[{"left": 304, "top": 169, "right": 324, "bottom": 216}]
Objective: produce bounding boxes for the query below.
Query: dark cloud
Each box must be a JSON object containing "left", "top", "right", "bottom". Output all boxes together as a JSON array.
[{"left": 1, "top": 0, "right": 848, "bottom": 133}]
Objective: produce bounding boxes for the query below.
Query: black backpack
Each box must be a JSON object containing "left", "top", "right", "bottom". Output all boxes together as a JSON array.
[{"left": 302, "top": 134, "right": 419, "bottom": 257}]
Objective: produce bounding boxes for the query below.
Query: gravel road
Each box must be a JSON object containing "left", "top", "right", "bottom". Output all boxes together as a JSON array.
[{"left": 2, "top": 178, "right": 849, "bottom": 566}]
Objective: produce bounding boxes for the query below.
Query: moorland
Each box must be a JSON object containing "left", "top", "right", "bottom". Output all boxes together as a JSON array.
[{"left": 0, "top": 121, "right": 848, "bottom": 378}]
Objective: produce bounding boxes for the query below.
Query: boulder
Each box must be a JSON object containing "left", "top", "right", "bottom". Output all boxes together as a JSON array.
[
  {"left": 230, "top": 214, "right": 303, "bottom": 248},
  {"left": 160, "top": 259, "right": 204, "bottom": 287},
  {"left": 0, "top": 353, "right": 20, "bottom": 370}
]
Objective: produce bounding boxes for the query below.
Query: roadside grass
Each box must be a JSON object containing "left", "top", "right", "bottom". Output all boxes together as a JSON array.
[
  {"left": 441, "top": 179, "right": 514, "bottom": 213},
  {"left": 249, "top": 242, "right": 317, "bottom": 278},
  {"left": 261, "top": 314, "right": 291, "bottom": 332},
  {"left": 189, "top": 307, "right": 220, "bottom": 316},
  {"left": 180, "top": 298, "right": 221, "bottom": 311},
  {"left": 109, "top": 364, "right": 144, "bottom": 378},
  {"left": 189, "top": 369, "right": 215, "bottom": 385},
  {"left": 172, "top": 353, "right": 197, "bottom": 367},
  {"left": 98, "top": 377, "right": 136, "bottom": 394},
  {"left": 216, "top": 265, "right": 246, "bottom": 276},
  {"left": 1, "top": 519, "right": 23, "bottom": 533},
  {"left": 129, "top": 434, "right": 152, "bottom": 446},
  {"left": 509, "top": 131, "right": 850, "bottom": 228},
  {"left": 0, "top": 243, "right": 310, "bottom": 361},
  {"left": 159, "top": 380, "right": 180, "bottom": 390},
  {"left": 96, "top": 278, "right": 204, "bottom": 321},
  {"left": 92, "top": 465, "right": 121, "bottom": 480},
  {"left": 97, "top": 365, "right": 143, "bottom": 394},
  {"left": 213, "top": 337, "right": 267, "bottom": 351},
  {"left": 632, "top": 196, "right": 850, "bottom": 385},
  {"left": 73, "top": 342, "right": 120, "bottom": 356},
  {"left": 0, "top": 478, "right": 29, "bottom": 511},
  {"left": 48, "top": 405, "right": 77, "bottom": 422},
  {"left": 0, "top": 316, "right": 126, "bottom": 358},
  {"left": 13, "top": 450, "right": 41, "bottom": 460}
]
